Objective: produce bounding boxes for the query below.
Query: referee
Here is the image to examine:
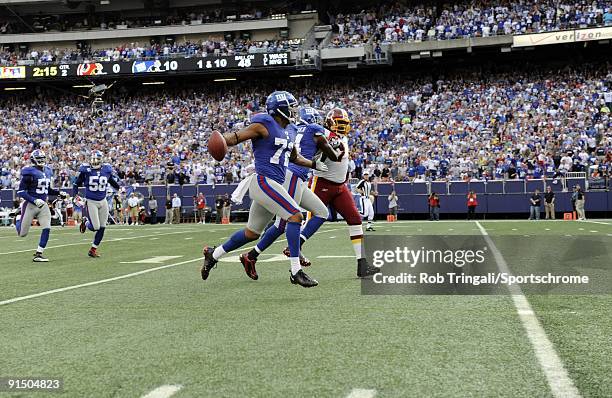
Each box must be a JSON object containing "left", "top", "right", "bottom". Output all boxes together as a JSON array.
[{"left": 356, "top": 173, "right": 375, "bottom": 231}]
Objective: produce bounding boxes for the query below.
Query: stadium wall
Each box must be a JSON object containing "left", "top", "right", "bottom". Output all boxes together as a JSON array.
[{"left": 2, "top": 182, "right": 610, "bottom": 219}]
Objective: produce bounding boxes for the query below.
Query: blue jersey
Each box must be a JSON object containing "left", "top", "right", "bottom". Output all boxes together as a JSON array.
[
  {"left": 288, "top": 122, "right": 324, "bottom": 181},
  {"left": 74, "top": 163, "right": 120, "bottom": 201},
  {"left": 17, "top": 166, "right": 56, "bottom": 203},
  {"left": 251, "top": 113, "right": 294, "bottom": 184}
]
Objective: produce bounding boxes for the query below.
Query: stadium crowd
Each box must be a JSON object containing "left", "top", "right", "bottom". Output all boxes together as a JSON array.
[
  {"left": 329, "top": 0, "right": 612, "bottom": 47},
  {"left": 0, "top": 63, "right": 610, "bottom": 190},
  {"left": 0, "top": 38, "right": 300, "bottom": 66},
  {"left": 0, "top": 6, "right": 273, "bottom": 35}
]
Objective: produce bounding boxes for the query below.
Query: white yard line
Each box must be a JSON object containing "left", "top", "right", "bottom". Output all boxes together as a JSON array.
[
  {"left": 578, "top": 220, "right": 611, "bottom": 226},
  {"left": 0, "top": 257, "right": 203, "bottom": 306},
  {"left": 0, "top": 230, "right": 195, "bottom": 256},
  {"left": 141, "top": 385, "right": 182, "bottom": 398},
  {"left": 346, "top": 389, "right": 377, "bottom": 398},
  {"left": 475, "top": 221, "right": 581, "bottom": 398}
]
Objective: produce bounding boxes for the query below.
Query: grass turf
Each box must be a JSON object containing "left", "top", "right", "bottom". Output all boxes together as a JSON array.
[{"left": 0, "top": 220, "right": 610, "bottom": 397}]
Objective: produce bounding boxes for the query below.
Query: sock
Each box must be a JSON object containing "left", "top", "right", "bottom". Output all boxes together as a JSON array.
[
  {"left": 254, "top": 224, "right": 283, "bottom": 256},
  {"left": 290, "top": 257, "right": 301, "bottom": 275},
  {"left": 93, "top": 227, "right": 105, "bottom": 247},
  {"left": 286, "top": 221, "right": 301, "bottom": 257},
  {"left": 349, "top": 224, "right": 364, "bottom": 259},
  {"left": 247, "top": 247, "right": 261, "bottom": 260},
  {"left": 300, "top": 216, "right": 325, "bottom": 242},
  {"left": 37, "top": 246, "right": 45, "bottom": 254},
  {"left": 15, "top": 215, "right": 21, "bottom": 235},
  {"left": 212, "top": 246, "right": 226, "bottom": 261},
  {"left": 286, "top": 221, "right": 301, "bottom": 274},
  {"left": 86, "top": 220, "right": 95, "bottom": 232},
  {"left": 220, "top": 229, "right": 252, "bottom": 256},
  {"left": 39, "top": 228, "right": 50, "bottom": 251}
]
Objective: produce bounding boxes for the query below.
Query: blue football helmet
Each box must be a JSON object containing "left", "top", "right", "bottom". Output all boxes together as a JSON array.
[
  {"left": 31, "top": 149, "right": 46, "bottom": 167},
  {"left": 90, "top": 150, "right": 104, "bottom": 168},
  {"left": 298, "top": 107, "right": 322, "bottom": 125},
  {"left": 266, "top": 91, "right": 298, "bottom": 122}
]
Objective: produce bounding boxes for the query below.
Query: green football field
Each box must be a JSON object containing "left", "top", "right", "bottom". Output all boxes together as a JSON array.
[{"left": 0, "top": 219, "right": 611, "bottom": 398}]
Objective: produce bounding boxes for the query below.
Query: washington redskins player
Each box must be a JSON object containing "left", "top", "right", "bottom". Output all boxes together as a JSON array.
[{"left": 300, "top": 108, "right": 379, "bottom": 277}]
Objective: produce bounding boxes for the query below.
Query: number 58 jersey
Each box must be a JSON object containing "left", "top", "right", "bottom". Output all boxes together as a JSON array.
[{"left": 74, "top": 163, "right": 120, "bottom": 201}]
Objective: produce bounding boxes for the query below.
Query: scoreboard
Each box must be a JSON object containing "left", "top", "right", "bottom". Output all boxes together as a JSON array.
[{"left": 0, "top": 53, "right": 291, "bottom": 81}]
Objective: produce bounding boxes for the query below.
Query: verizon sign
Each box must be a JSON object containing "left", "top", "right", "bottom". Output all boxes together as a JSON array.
[
  {"left": 513, "top": 27, "right": 612, "bottom": 47},
  {"left": 513, "top": 30, "right": 574, "bottom": 47},
  {"left": 574, "top": 27, "right": 612, "bottom": 42}
]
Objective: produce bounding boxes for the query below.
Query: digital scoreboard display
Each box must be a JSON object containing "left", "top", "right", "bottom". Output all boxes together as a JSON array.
[{"left": 0, "top": 53, "right": 291, "bottom": 81}]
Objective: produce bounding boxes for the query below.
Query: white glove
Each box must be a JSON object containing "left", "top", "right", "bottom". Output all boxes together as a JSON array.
[
  {"left": 313, "top": 159, "right": 328, "bottom": 172},
  {"left": 34, "top": 199, "right": 46, "bottom": 208}
]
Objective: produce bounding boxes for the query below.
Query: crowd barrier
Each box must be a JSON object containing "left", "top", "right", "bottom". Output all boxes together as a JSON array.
[{"left": 1, "top": 179, "right": 610, "bottom": 218}]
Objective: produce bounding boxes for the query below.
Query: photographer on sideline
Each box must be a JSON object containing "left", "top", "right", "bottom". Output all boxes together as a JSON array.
[
  {"left": 171, "top": 193, "right": 181, "bottom": 224},
  {"left": 529, "top": 189, "right": 541, "bottom": 220},
  {"left": 544, "top": 186, "right": 555, "bottom": 219},
  {"left": 164, "top": 195, "right": 173, "bottom": 224},
  {"left": 148, "top": 195, "right": 158, "bottom": 224}
]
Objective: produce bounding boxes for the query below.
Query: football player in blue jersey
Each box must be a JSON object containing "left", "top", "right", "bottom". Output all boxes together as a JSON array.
[
  {"left": 201, "top": 91, "right": 329, "bottom": 287},
  {"left": 73, "top": 150, "right": 121, "bottom": 258},
  {"left": 15, "top": 150, "right": 64, "bottom": 262},
  {"left": 239, "top": 107, "right": 343, "bottom": 273}
]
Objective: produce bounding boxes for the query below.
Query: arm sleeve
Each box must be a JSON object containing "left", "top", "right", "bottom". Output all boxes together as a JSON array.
[
  {"left": 108, "top": 175, "right": 120, "bottom": 190},
  {"left": 17, "top": 175, "right": 37, "bottom": 204},
  {"left": 73, "top": 171, "right": 86, "bottom": 196}
]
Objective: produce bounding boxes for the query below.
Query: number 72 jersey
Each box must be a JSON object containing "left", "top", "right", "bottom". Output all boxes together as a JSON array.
[{"left": 74, "top": 164, "right": 120, "bottom": 201}]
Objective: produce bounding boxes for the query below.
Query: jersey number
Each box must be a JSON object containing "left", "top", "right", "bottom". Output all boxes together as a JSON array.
[
  {"left": 35, "top": 179, "right": 50, "bottom": 194},
  {"left": 293, "top": 133, "right": 304, "bottom": 155},
  {"left": 89, "top": 175, "right": 108, "bottom": 192},
  {"left": 270, "top": 138, "right": 291, "bottom": 166}
]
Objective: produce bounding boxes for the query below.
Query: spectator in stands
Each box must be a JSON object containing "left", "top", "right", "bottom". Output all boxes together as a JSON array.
[
  {"left": 128, "top": 192, "right": 140, "bottom": 225},
  {"left": 171, "top": 193, "right": 181, "bottom": 224},
  {"left": 164, "top": 195, "right": 173, "bottom": 224},
  {"left": 544, "top": 186, "right": 555, "bottom": 220},
  {"left": 428, "top": 192, "right": 440, "bottom": 221},
  {"left": 466, "top": 191, "right": 478, "bottom": 220},
  {"left": 529, "top": 189, "right": 542, "bottom": 220},
  {"left": 388, "top": 190, "right": 398, "bottom": 218},
  {"left": 575, "top": 186, "right": 586, "bottom": 220},
  {"left": 148, "top": 195, "right": 158, "bottom": 224}
]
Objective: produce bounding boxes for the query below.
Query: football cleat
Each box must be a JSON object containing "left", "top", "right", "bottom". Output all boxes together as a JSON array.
[
  {"left": 282, "top": 247, "right": 311, "bottom": 267},
  {"left": 88, "top": 248, "right": 100, "bottom": 258},
  {"left": 79, "top": 217, "right": 88, "bottom": 234},
  {"left": 32, "top": 252, "right": 49, "bottom": 262},
  {"left": 200, "top": 246, "right": 218, "bottom": 280},
  {"left": 366, "top": 226, "right": 376, "bottom": 232},
  {"left": 357, "top": 258, "right": 379, "bottom": 278},
  {"left": 239, "top": 253, "right": 259, "bottom": 280},
  {"left": 290, "top": 269, "right": 318, "bottom": 288}
]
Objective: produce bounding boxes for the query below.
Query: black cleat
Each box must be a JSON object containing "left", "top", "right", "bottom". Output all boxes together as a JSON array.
[
  {"left": 32, "top": 252, "right": 49, "bottom": 262},
  {"left": 282, "top": 247, "right": 311, "bottom": 267},
  {"left": 239, "top": 253, "right": 259, "bottom": 280},
  {"left": 200, "top": 246, "right": 218, "bottom": 280},
  {"left": 88, "top": 248, "right": 100, "bottom": 258},
  {"left": 366, "top": 226, "right": 376, "bottom": 232},
  {"left": 79, "top": 217, "right": 88, "bottom": 234},
  {"left": 290, "top": 269, "right": 318, "bottom": 288},
  {"left": 357, "top": 258, "right": 379, "bottom": 278}
]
